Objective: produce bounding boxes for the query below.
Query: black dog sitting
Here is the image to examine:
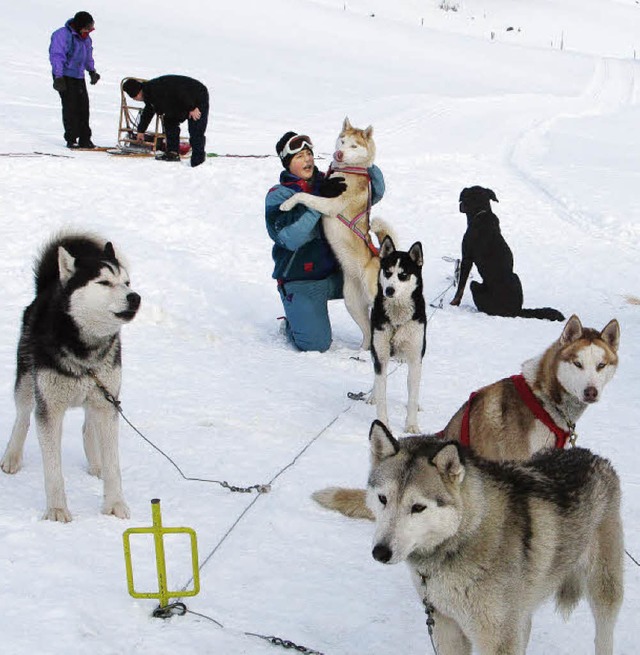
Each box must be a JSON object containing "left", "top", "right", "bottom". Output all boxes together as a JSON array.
[{"left": 450, "top": 186, "right": 565, "bottom": 321}]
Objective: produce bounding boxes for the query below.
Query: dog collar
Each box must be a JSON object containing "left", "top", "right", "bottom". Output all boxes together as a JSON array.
[
  {"left": 327, "top": 163, "right": 370, "bottom": 177},
  {"left": 509, "top": 374, "right": 573, "bottom": 448}
]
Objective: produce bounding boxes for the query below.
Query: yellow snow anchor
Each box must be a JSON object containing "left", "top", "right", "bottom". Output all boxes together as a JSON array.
[{"left": 122, "top": 498, "right": 200, "bottom": 614}]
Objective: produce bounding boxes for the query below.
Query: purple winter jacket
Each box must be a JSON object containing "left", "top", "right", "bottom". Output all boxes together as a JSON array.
[{"left": 49, "top": 19, "right": 95, "bottom": 79}]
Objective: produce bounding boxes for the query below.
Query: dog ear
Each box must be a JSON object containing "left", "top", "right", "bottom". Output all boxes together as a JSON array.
[
  {"left": 369, "top": 420, "right": 399, "bottom": 466},
  {"left": 408, "top": 242, "right": 423, "bottom": 267},
  {"left": 57, "top": 246, "right": 76, "bottom": 284},
  {"left": 600, "top": 318, "right": 620, "bottom": 353},
  {"left": 560, "top": 314, "right": 583, "bottom": 345},
  {"left": 104, "top": 242, "right": 116, "bottom": 261},
  {"left": 379, "top": 235, "right": 396, "bottom": 259},
  {"left": 459, "top": 188, "right": 468, "bottom": 213},
  {"left": 432, "top": 444, "right": 465, "bottom": 485},
  {"left": 342, "top": 116, "right": 352, "bottom": 132},
  {"left": 486, "top": 188, "right": 499, "bottom": 203},
  {"left": 364, "top": 125, "right": 373, "bottom": 139}
]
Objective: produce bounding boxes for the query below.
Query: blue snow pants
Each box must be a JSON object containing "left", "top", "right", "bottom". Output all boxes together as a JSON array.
[{"left": 278, "top": 271, "right": 344, "bottom": 352}]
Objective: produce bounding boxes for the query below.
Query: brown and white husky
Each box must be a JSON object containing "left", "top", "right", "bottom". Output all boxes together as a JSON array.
[
  {"left": 313, "top": 314, "right": 621, "bottom": 519},
  {"left": 279, "top": 117, "right": 395, "bottom": 348}
]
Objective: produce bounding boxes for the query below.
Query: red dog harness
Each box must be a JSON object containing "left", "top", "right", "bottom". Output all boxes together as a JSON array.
[
  {"left": 326, "top": 164, "right": 378, "bottom": 256},
  {"left": 458, "top": 374, "right": 573, "bottom": 449}
]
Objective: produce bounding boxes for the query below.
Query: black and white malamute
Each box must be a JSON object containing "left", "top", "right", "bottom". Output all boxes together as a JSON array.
[{"left": 1, "top": 232, "right": 141, "bottom": 522}]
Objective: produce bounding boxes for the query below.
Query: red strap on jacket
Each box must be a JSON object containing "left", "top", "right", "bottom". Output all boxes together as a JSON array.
[{"left": 509, "top": 374, "right": 570, "bottom": 449}]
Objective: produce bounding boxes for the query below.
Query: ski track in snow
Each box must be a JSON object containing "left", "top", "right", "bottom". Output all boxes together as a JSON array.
[{"left": 509, "top": 55, "right": 640, "bottom": 246}]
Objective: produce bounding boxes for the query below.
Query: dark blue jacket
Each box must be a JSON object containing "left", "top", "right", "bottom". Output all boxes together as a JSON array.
[{"left": 265, "top": 165, "right": 385, "bottom": 281}]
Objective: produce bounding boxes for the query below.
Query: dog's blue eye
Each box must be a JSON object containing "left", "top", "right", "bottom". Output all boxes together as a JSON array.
[
  {"left": 573, "top": 361, "right": 583, "bottom": 369},
  {"left": 411, "top": 504, "right": 426, "bottom": 514},
  {"left": 378, "top": 494, "right": 387, "bottom": 506},
  {"left": 596, "top": 362, "right": 606, "bottom": 371}
]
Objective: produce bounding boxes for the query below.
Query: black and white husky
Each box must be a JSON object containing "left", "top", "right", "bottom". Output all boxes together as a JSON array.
[
  {"left": 1, "top": 232, "right": 141, "bottom": 522},
  {"left": 368, "top": 237, "right": 426, "bottom": 433}
]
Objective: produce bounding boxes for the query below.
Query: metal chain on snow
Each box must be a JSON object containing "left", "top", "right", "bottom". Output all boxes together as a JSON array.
[
  {"left": 88, "top": 371, "right": 270, "bottom": 494},
  {"left": 97, "top": 374, "right": 358, "bottom": 654},
  {"left": 245, "top": 632, "right": 325, "bottom": 654},
  {"left": 151, "top": 605, "right": 325, "bottom": 654}
]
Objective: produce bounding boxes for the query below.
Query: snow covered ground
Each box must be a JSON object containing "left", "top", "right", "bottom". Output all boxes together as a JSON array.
[{"left": 0, "top": 0, "right": 639, "bottom": 653}]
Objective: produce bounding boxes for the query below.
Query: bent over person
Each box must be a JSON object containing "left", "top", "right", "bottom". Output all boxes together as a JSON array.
[
  {"left": 265, "top": 131, "right": 385, "bottom": 352},
  {"left": 49, "top": 11, "right": 101, "bottom": 149},
  {"left": 123, "top": 75, "right": 209, "bottom": 167}
]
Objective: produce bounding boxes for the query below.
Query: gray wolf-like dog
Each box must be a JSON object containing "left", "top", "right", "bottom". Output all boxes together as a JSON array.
[
  {"left": 1, "top": 232, "right": 141, "bottom": 522},
  {"left": 368, "top": 236, "right": 426, "bottom": 433},
  {"left": 367, "top": 420, "right": 623, "bottom": 655},
  {"left": 450, "top": 185, "right": 565, "bottom": 321},
  {"left": 279, "top": 117, "right": 395, "bottom": 348},
  {"left": 313, "top": 313, "right": 620, "bottom": 520}
]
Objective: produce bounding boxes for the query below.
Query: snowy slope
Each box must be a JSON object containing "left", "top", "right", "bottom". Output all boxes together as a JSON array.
[{"left": 0, "top": 1, "right": 639, "bottom": 653}]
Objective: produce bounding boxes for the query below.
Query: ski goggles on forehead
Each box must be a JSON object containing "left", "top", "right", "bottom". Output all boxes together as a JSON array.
[{"left": 279, "top": 134, "right": 313, "bottom": 160}]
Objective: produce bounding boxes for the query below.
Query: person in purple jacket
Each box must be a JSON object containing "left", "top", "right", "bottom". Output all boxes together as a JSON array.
[{"left": 49, "top": 11, "right": 101, "bottom": 149}]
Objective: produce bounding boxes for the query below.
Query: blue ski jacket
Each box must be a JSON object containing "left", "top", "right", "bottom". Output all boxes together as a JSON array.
[
  {"left": 49, "top": 19, "right": 95, "bottom": 79},
  {"left": 265, "top": 165, "right": 385, "bottom": 282}
]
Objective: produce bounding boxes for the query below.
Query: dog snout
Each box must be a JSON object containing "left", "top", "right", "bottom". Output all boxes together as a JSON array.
[
  {"left": 385, "top": 287, "right": 395, "bottom": 298},
  {"left": 334, "top": 150, "right": 344, "bottom": 162},
  {"left": 127, "top": 292, "right": 141, "bottom": 312},
  {"left": 583, "top": 386, "right": 598, "bottom": 403},
  {"left": 372, "top": 543, "right": 392, "bottom": 563}
]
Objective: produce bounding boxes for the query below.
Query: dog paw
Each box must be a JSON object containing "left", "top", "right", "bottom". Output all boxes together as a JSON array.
[
  {"left": 0, "top": 452, "right": 23, "bottom": 474},
  {"left": 366, "top": 394, "right": 376, "bottom": 406},
  {"left": 279, "top": 196, "right": 298, "bottom": 211},
  {"left": 103, "top": 500, "right": 130, "bottom": 519},
  {"left": 43, "top": 507, "right": 73, "bottom": 522},
  {"left": 87, "top": 464, "right": 102, "bottom": 479}
]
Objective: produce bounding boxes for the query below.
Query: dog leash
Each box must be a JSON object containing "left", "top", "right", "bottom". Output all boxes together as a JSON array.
[
  {"left": 87, "top": 370, "right": 270, "bottom": 494},
  {"left": 419, "top": 575, "right": 439, "bottom": 655}
]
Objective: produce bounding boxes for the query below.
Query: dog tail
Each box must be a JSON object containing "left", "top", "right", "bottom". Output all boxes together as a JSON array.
[
  {"left": 311, "top": 487, "right": 374, "bottom": 520},
  {"left": 519, "top": 307, "right": 566, "bottom": 322},
  {"left": 370, "top": 216, "right": 397, "bottom": 250}
]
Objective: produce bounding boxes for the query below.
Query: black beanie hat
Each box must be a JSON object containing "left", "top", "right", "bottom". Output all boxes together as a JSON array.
[
  {"left": 123, "top": 79, "right": 143, "bottom": 98},
  {"left": 276, "top": 131, "right": 299, "bottom": 170},
  {"left": 72, "top": 11, "right": 94, "bottom": 29}
]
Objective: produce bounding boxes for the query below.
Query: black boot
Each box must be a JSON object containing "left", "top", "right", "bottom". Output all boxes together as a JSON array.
[{"left": 157, "top": 151, "right": 180, "bottom": 162}]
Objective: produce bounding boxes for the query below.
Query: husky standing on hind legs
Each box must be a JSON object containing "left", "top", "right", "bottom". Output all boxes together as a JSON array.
[
  {"left": 368, "top": 236, "right": 426, "bottom": 433},
  {"left": 278, "top": 117, "right": 395, "bottom": 349},
  {"left": 366, "top": 420, "right": 623, "bottom": 655},
  {"left": 1, "top": 232, "right": 141, "bottom": 522}
]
